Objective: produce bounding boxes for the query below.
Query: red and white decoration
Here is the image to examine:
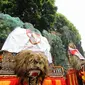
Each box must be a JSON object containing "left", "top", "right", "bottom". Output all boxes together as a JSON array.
[
  {"left": 68, "top": 47, "right": 85, "bottom": 60},
  {"left": 1, "top": 27, "right": 52, "bottom": 63}
]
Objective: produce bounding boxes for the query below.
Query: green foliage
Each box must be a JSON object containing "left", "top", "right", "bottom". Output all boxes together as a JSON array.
[
  {"left": 42, "top": 30, "right": 69, "bottom": 70},
  {"left": 0, "top": 0, "right": 16, "bottom": 15},
  {"left": 54, "top": 13, "right": 84, "bottom": 56},
  {"left": 55, "top": 13, "right": 80, "bottom": 40},
  {"left": 0, "top": 13, "right": 41, "bottom": 39},
  {"left": 0, "top": 13, "right": 24, "bottom": 28},
  {"left": 0, "top": 0, "right": 57, "bottom": 32},
  {"left": 60, "top": 26, "right": 80, "bottom": 48},
  {"left": 54, "top": 13, "right": 69, "bottom": 31},
  {"left": 54, "top": 13, "right": 81, "bottom": 48},
  {"left": 0, "top": 13, "right": 23, "bottom": 39}
]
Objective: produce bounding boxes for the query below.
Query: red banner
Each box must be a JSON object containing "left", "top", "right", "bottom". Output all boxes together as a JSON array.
[
  {"left": 0, "top": 75, "right": 66, "bottom": 85},
  {"left": 0, "top": 76, "right": 19, "bottom": 85},
  {"left": 43, "top": 77, "right": 66, "bottom": 85},
  {"left": 66, "top": 68, "right": 79, "bottom": 85},
  {"left": 68, "top": 47, "right": 85, "bottom": 60}
]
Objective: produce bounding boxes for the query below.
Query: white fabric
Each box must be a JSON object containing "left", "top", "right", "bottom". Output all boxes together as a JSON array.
[
  {"left": 68, "top": 47, "right": 85, "bottom": 60},
  {"left": 2, "top": 27, "right": 52, "bottom": 63}
]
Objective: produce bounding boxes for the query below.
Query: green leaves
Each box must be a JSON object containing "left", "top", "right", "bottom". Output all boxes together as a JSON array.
[
  {"left": 0, "top": 13, "right": 24, "bottom": 39},
  {"left": 0, "top": 0, "right": 57, "bottom": 32},
  {"left": 42, "top": 30, "right": 69, "bottom": 70}
]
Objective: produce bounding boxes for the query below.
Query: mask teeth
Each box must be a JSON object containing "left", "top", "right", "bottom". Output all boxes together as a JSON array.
[{"left": 29, "top": 70, "right": 40, "bottom": 77}]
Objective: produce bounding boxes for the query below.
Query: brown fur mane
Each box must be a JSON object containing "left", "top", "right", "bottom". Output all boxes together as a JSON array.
[{"left": 14, "top": 50, "right": 49, "bottom": 84}]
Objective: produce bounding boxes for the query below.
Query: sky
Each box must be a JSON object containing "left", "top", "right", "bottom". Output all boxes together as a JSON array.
[{"left": 55, "top": 0, "right": 85, "bottom": 50}]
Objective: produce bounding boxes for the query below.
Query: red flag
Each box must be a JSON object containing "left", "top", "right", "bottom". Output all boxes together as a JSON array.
[{"left": 68, "top": 47, "right": 85, "bottom": 60}]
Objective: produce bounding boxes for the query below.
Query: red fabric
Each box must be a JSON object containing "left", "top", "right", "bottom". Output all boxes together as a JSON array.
[
  {"left": 0, "top": 77, "right": 28, "bottom": 85},
  {"left": 69, "top": 49, "right": 77, "bottom": 55},
  {"left": 0, "top": 77, "right": 19, "bottom": 85},
  {"left": 68, "top": 47, "right": 79, "bottom": 55},
  {"left": 43, "top": 77, "right": 52, "bottom": 85},
  {"left": 9, "top": 78, "right": 19, "bottom": 85},
  {"left": 0, "top": 76, "right": 66, "bottom": 85},
  {"left": 43, "top": 77, "right": 66, "bottom": 85},
  {"left": 68, "top": 47, "right": 85, "bottom": 59},
  {"left": 66, "top": 69, "right": 79, "bottom": 85}
]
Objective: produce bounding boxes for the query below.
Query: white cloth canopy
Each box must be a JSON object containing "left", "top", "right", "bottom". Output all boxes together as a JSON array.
[{"left": 2, "top": 27, "right": 52, "bottom": 63}]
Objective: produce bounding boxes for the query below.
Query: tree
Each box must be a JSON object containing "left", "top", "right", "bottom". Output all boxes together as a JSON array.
[
  {"left": 0, "top": 0, "right": 57, "bottom": 32},
  {"left": 54, "top": 13, "right": 81, "bottom": 42},
  {"left": 54, "top": 13, "right": 69, "bottom": 31},
  {"left": 0, "top": 0, "right": 16, "bottom": 15},
  {"left": 42, "top": 30, "right": 69, "bottom": 70},
  {"left": 54, "top": 13, "right": 83, "bottom": 54},
  {"left": 0, "top": 13, "right": 24, "bottom": 39}
]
